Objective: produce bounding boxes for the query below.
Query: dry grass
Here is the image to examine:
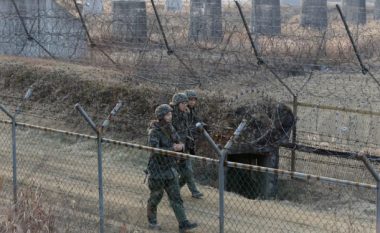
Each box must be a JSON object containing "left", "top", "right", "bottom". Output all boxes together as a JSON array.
[
  {"left": 0, "top": 185, "right": 56, "bottom": 233},
  {"left": 0, "top": 123, "right": 376, "bottom": 232}
]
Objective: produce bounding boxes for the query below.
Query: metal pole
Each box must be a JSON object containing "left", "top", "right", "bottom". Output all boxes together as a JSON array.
[
  {"left": 97, "top": 133, "right": 105, "bottom": 233},
  {"left": 234, "top": 0, "right": 262, "bottom": 65},
  {"left": 358, "top": 154, "right": 380, "bottom": 233},
  {"left": 336, "top": 4, "right": 380, "bottom": 88},
  {"left": 291, "top": 95, "right": 298, "bottom": 172},
  {"left": 1, "top": 88, "right": 33, "bottom": 204},
  {"left": 11, "top": 118, "right": 17, "bottom": 204},
  {"left": 197, "top": 120, "right": 247, "bottom": 233},
  {"left": 377, "top": 181, "right": 380, "bottom": 233},
  {"left": 150, "top": 0, "right": 173, "bottom": 54},
  {"left": 234, "top": 0, "right": 296, "bottom": 98},
  {"left": 336, "top": 4, "right": 368, "bottom": 75},
  {"left": 75, "top": 103, "right": 104, "bottom": 233},
  {"left": 75, "top": 104, "right": 98, "bottom": 132},
  {"left": 76, "top": 102, "right": 122, "bottom": 233},
  {"left": 0, "top": 104, "right": 18, "bottom": 204}
]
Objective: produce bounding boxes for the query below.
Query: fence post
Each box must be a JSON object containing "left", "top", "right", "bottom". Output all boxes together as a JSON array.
[
  {"left": 0, "top": 105, "right": 17, "bottom": 204},
  {"left": 0, "top": 88, "right": 33, "bottom": 204},
  {"left": 196, "top": 120, "right": 247, "bottom": 233},
  {"left": 358, "top": 154, "right": 380, "bottom": 233},
  {"left": 75, "top": 103, "right": 105, "bottom": 233},
  {"left": 291, "top": 95, "right": 298, "bottom": 172},
  {"left": 11, "top": 117, "right": 17, "bottom": 204},
  {"left": 75, "top": 101, "right": 122, "bottom": 233}
]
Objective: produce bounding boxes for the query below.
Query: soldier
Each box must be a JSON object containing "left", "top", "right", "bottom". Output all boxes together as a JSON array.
[
  {"left": 170, "top": 93, "right": 203, "bottom": 199},
  {"left": 184, "top": 90, "right": 203, "bottom": 154},
  {"left": 146, "top": 104, "right": 198, "bottom": 232}
]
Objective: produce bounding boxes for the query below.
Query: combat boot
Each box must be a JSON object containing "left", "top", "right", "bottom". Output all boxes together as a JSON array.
[
  {"left": 148, "top": 220, "right": 161, "bottom": 230},
  {"left": 179, "top": 220, "right": 198, "bottom": 232},
  {"left": 191, "top": 191, "right": 204, "bottom": 199},
  {"left": 147, "top": 205, "right": 161, "bottom": 230}
]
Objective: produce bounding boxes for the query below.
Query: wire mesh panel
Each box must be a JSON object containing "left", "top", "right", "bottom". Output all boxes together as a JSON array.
[
  {"left": 0, "top": 121, "right": 13, "bottom": 207},
  {"left": 0, "top": 119, "right": 379, "bottom": 232},
  {"left": 1, "top": 0, "right": 380, "bottom": 232},
  {"left": 279, "top": 148, "right": 378, "bottom": 185},
  {"left": 13, "top": 124, "right": 99, "bottom": 232},
  {"left": 0, "top": 0, "right": 87, "bottom": 59},
  {"left": 224, "top": 166, "right": 376, "bottom": 233},
  {"left": 102, "top": 142, "right": 151, "bottom": 232},
  {"left": 102, "top": 141, "right": 220, "bottom": 232}
]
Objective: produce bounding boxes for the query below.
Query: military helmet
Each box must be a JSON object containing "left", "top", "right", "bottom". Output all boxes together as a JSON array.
[
  {"left": 185, "top": 90, "right": 197, "bottom": 99},
  {"left": 171, "top": 93, "right": 188, "bottom": 106},
  {"left": 155, "top": 104, "right": 173, "bottom": 120}
]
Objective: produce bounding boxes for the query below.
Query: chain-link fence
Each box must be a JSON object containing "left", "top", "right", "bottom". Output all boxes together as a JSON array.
[
  {"left": 1, "top": 0, "right": 380, "bottom": 84},
  {"left": 0, "top": 0, "right": 379, "bottom": 172},
  {"left": 1, "top": 0, "right": 380, "bottom": 232},
  {"left": 0, "top": 119, "right": 378, "bottom": 232}
]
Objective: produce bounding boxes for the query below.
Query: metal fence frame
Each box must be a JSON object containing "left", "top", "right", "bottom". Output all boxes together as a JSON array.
[{"left": 0, "top": 117, "right": 378, "bottom": 233}]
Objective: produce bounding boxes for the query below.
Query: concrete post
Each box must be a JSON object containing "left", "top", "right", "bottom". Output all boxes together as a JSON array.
[
  {"left": 252, "top": 0, "right": 281, "bottom": 35},
  {"left": 342, "top": 0, "right": 366, "bottom": 25},
  {"left": 83, "top": 0, "right": 103, "bottom": 15},
  {"left": 375, "top": 0, "right": 380, "bottom": 20},
  {"left": 0, "top": 0, "right": 87, "bottom": 58},
  {"left": 300, "top": 0, "right": 328, "bottom": 29},
  {"left": 166, "top": 0, "right": 182, "bottom": 12},
  {"left": 112, "top": 0, "right": 147, "bottom": 42},
  {"left": 189, "top": 0, "right": 223, "bottom": 42},
  {"left": 42, "top": 0, "right": 87, "bottom": 58}
]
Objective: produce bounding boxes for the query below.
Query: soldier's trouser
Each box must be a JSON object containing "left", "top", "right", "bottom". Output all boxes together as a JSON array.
[
  {"left": 178, "top": 159, "right": 199, "bottom": 194},
  {"left": 147, "top": 176, "right": 187, "bottom": 224}
]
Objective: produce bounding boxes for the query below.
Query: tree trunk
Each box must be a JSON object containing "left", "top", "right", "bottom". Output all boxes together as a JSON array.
[
  {"left": 342, "top": 0, "right": 366, "bottom": 25},
  {"left": 251, "top": 0, "right": 281, "bottom": 36}
]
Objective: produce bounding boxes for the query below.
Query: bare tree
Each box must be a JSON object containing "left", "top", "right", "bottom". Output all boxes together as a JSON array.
[
  {"left": 300, "top": 0, "right": 327, "bottom": 29},
  {"left": 251, "top": 0, "right": 281, "bottom": 36},
  {"left": 342, "top": 0, "right": 366, "bottom": 24}
]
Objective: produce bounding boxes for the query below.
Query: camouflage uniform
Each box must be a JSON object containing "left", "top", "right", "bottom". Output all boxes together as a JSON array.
[
  {"left": 185, "top": 90, "right": 203, "bottom": 154},
  {"left": 146, "top": 104, "right": 197, "bottom": 231},
  {"left": 170, "top": 93, "right": 202, "bottom": 198}
]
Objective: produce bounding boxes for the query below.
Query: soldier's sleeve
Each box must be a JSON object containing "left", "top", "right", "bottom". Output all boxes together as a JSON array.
[
  {"left": 148, "top": 129, "right": 159, "bottom": 147},
  {"left": 148, "top": 128, "right": 174, "bottom": 151},
  {"left": 194, "top": 109, "right": 203, "bottom": 125},
  {"left": 171, "top": 114, "right": 179, "bottom": 131}
]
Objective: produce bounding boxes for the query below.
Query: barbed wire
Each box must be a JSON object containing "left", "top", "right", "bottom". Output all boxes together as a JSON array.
[
  {"left": 1, "top": 0, "right": 380, "bottom": 180},
  {"left": 1, "top": 2, "right": 380, "bottom": 86}
]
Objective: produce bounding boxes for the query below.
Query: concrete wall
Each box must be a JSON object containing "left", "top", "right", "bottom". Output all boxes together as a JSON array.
[
  {"left": 0, "top": 0, "right": 87, "bottom": 59},
  {"left": 252, "top": 0, "right": 281, "bottom": 36},
  {"left": 166, "top": 0, "right": 182, "bottom": 12},
  {"left": 300, "top": 0, "right": 328, "bottom": 29},
  {"left": 189, "top": 0, "right": 223, "bottom": 42},
  {"left": 83, "top": 0, "right": 103, "bottom": 15},
  {"left": 112, "top": 0, "right": 147, "bottom": 43},
  {"left": 376, "top": 0, "right": 380, "bottom": 20},
  {"left": 342, "top": 0, "right": 366, "bottom": 24}
]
